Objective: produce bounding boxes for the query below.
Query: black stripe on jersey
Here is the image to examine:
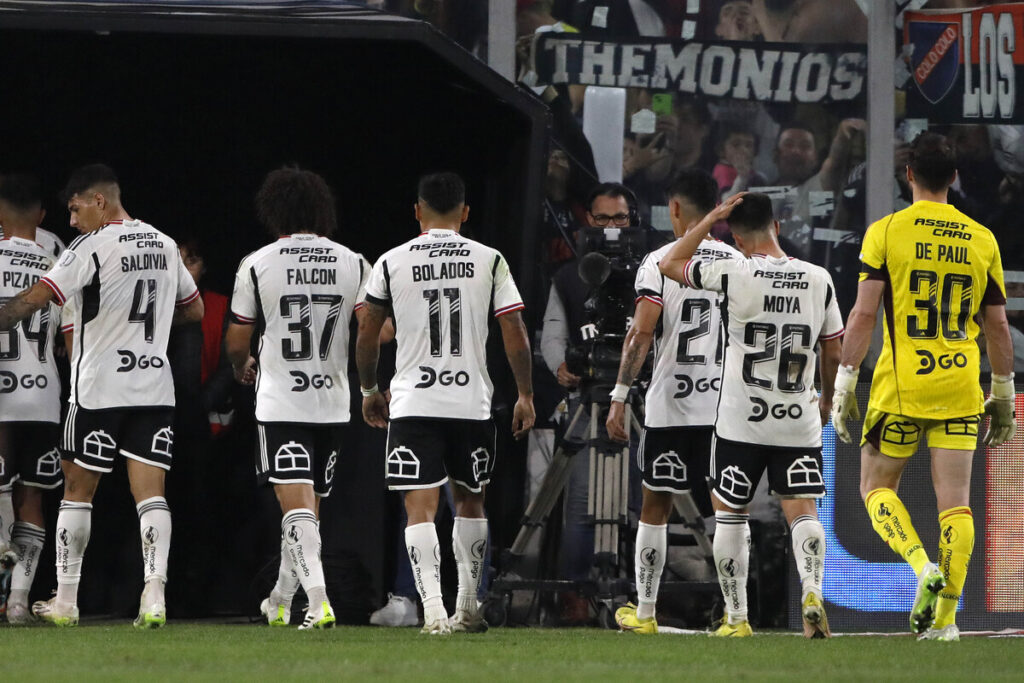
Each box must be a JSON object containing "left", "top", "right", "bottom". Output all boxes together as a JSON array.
[
  {"left": 364, "top": 293, "right": 389, "bottom": 308},
  {"left": 860, "top": 262, "right": 888, "bottom": 282},
  {"left": 881, "top": 276, "right": 903, "bottom": 414},
  {"left": 692, "top": 262, "right": 704, "bottom": 289},
  {"left": 382, "top": 259, "right": 392, "bottom": 301},
  {"left": 981, "top": 273, "right": 1007, "bottom": 306},
  {"left": 66, "top": 231, "right": 94, "bottom": 252},
  {"left": 711, "top": 274, "right": 730, "bottom": 427},
  {"left": 825, "top": 283, "right": 834, "bottom": 309},
  {"left": 74, "top": 254, "right": 102, "bottom": 405},
  {"left": 250, "top": 266, "right": 267, "bottom": 400},
  {"left": 488, "top": 254, "right": 500, "bottom": 318}
]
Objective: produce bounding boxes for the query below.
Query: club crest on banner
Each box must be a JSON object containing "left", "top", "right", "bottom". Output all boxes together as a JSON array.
[{"left": 909, "top": 21, "right": 960, "bottom": 104}]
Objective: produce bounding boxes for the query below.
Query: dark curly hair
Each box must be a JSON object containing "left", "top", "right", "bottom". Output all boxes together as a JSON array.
[{"left": 255, "top": 166, "right": 337, "bottom": 237}]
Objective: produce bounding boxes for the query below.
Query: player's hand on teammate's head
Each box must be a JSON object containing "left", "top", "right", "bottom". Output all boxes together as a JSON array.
[
  {"left": 605, "top": 401, "right": 628, "bottom": 443},
  {"left": 362, "top": 392, "right": 390, "bottom": 429},
  {"left": 233, "top": 356, "right": 256, "bottom": 386},
  {"left": 511, "top": 395, "right": 535, "bottom": 440}
]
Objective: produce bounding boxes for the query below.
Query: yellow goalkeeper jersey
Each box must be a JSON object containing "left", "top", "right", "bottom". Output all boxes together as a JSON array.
[{"left": 859, "top": 200, "right": 1006, "bottom": 419}]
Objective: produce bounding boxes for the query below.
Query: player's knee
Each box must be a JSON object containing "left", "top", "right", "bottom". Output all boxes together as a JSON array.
[{"left": 640, "top": 490, "right": 673, "bottom": 524}]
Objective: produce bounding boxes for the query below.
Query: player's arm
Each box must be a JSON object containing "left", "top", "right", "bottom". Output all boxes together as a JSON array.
[
  {"left": 355, "top": 299, "right": 390, "bottom": 429},
  {"left": 979, "top": 303, "right": 1016, "bottom": 446},
  {"left": 173, "top": 296, "right": 204, "bottom": 325},
  {"left": 830, "top": 278, "right": 883, "bottom": 442},
  {"left": 498, "top": 310, "right": 535, "bottom": 440},
  {"left": 659, "top": 193, "right": 745, "bottom": 284},
  {"left": 818, "top": 336, "right": 842, "bottom": 427},
  {"left": 0, "top": 281, "right": 54, "bottom": 330},
  {"left": 224, "top": 321, "right": 256, "bottom": 385},
  {"left": 606, "top": 298, "right": 660, "bottom": 442}
]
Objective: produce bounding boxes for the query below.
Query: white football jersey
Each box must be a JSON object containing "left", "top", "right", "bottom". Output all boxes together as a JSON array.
[
  {"left": 364, "top": 229, "right": 524, "bottom": 421},
  {"left": 682, "top": 253, "right": 843, "bottom": 447},
  {"left": 231, "top": 233, "right": 370, "bottom": 424},
  {"left": 0, "top": 236, "right": 62, "bottom": 422},
  {"left": 636, "top": 239, "right": 742, "bottom": 428},
  {"left": 0, "top": 226, "right": 64, "bottom": 258},
  {"left": 41, "top": 219, "right": 198, "bottom": 410}
]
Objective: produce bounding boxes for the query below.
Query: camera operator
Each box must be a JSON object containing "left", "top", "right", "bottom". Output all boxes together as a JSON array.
[
  {"left": 538, "top": 182, "right": 641, "bottom": 623},
  {"left": 606, "top": 170, "right": 742, "bottom": 633}
]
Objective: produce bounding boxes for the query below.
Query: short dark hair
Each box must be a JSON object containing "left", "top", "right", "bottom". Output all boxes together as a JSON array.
[
  {"left": 775, "top": 121, "right": 816, "bottom": 148},
  {"left": 908, "top": 131, "right": 957, "bottom": 192},
  {"left": 62, "top": 163, "right": 119, "bottom": 202},
  {"left": 255, "top": 166, "right": 337, "bottom": 237},
  {"left": 0, "top": 173, "right": 42, "bottom": 211},
  {"left": 586, "top": 182, "right": 636, "bottom": 213},
  {"left": 727, "top": 192, "right": 774, "bottom": 233},
  {"left": 667, "top": 169, "right": 719, "bottom": 214},
  {"left": 418, "top": 172, "right": 466, "bottom": 214},
  {"left": 715, "top": 122, "right": 759, "bottom": 155}
]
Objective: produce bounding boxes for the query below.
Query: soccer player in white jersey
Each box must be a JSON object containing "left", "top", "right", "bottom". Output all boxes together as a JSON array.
[
  {"left": 0, "top": 226, "right": 64, "bottom": 258},
  {"left": 0, "top": 164, "right": 204, "bottom": 628},
  {"left": 356, "top": 172, "right": 535, "bottom": 634},
  {"left": 659, "top": 192, "right": 843, "bottom": 638},
  {"left": 225, "top": 167, "right": 370, "bottom": 631},
  {"left": 606, "top": 170, "right": 742, "bottom": 634},
  {"left": 0, "top": 175, "right": 64, "bottom": 624}
]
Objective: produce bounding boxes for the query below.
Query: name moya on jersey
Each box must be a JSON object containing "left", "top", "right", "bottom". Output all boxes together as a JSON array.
[{"left": 763, "top": 295, "right": 801, "bottom": 314}]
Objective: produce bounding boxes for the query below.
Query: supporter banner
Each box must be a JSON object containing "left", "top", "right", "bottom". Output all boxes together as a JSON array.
[
  {"left": 905, "top": 3, "right": 1024, "bottom": 123},
  {"left": 532, "top": 34, "right": 866, "bottom": 104}
]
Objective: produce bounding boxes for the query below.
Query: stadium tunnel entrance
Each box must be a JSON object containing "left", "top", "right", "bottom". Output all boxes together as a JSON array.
[{"left": 0, "top": 2, "right": 547, "bottom": 618}]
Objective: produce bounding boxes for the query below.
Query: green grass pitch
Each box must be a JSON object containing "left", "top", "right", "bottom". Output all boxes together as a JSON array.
[{"left": 4, "top": 623, "right": 1024, "bottom": 681}]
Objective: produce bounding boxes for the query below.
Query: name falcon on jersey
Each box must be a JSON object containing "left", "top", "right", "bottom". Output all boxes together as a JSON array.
[
  {"left": 121, "top": 253, "right": 168, "bottom": 272},
  {"left": 287, "top": 268, "right": 337, "bottom": 285}
]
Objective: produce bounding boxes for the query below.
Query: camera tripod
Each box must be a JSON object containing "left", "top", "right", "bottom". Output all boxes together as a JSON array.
[{"left": 486, "top": 390, "right": 715, "bottom": 628}]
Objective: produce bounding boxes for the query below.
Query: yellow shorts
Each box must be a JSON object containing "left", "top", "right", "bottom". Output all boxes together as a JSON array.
[{"left": 860, "top": 407, "right": 980, "bottom": 458}]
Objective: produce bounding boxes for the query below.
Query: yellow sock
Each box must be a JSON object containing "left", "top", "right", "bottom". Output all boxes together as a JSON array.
[
  {"left": 864, "top": 488, "right": 930, "bottom": 574},
  {"left": 934, "top": 506, "right": 974, "bottom": 629}
]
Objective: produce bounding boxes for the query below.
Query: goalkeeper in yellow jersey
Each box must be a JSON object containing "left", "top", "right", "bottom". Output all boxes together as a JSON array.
[{"left": 831, "top": 132, "right": 1016, "bottom": 641}]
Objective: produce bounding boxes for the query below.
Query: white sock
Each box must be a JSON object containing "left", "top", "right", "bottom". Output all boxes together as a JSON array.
[
  {"left": 453, "top": 517, "right": 487, "bottom": 614},
  {"left": 635, "top": 522, "right": 667, "bottom": 620},
  {"left": 272, "top": 532, "right": 300, "bottom": 604},
  {"left": 714, "top": 510, "right": 750, "bottom": 625},
  {"left": 137, "top": 496, "right": 172, "bottom": 587},
  {"left": 9, "top": 521, "right": 46, "bottom": 606},
  {"left": 282, "top": 509, "right": 327, "bottom": 606},
  {"left": 406, "top": 521, "right": 444, "bottom": 621},
  {"left": 0, "top": 488, "right": 13, "bottom": 549},
  {"left": 55, "top": 500, "right": 92, "bottom": 606},
  {"left": 790, "top": 514, "right": 825, "bottom": 598}
]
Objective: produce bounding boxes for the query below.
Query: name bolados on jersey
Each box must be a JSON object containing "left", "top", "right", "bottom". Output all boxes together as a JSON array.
[
  {"left": 635, "top": 239, "right": 742, "bottom": 428},
  {"left": 682, "top": 253, "right": 844, "bottom": 448},
  {"left": 40, "top": 220, "right": 198, "bottom": 410},
  {"left": 364, "top": 229, "right": 524, "bottom": 420},
  {"left": 0, "top": 236, "right": 62, "bottom": 422},
  {"left": 230, "top": 233, "right": 370, "bottom": 424},
  {"left": 860, "top": 201, "right": 1006, "bottom": 419}
]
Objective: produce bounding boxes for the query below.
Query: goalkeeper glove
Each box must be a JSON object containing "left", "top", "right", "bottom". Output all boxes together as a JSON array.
[
  {"left": 831, "top": 365, "right": 860, "bottom": 444},
  {"left": 983, "top": 373, "right": 1017, "bottom": 447}
]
